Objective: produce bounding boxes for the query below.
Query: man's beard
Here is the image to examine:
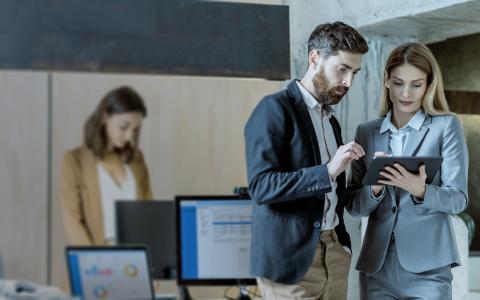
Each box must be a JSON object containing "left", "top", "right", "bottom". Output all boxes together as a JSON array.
[{"left": 312, "top": 68, "right": 349, "bottom": 111}]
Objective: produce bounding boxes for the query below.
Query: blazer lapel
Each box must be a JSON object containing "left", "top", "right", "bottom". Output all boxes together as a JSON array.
[
  {"left": 81, "top": 148, "right": 105, "bottom": 244},
  {"left": 288, "top": 81, "right": 321, "bottom": 165},
  {"left": 402, "top": 116, "right": 431, "bottom": 156},
  {"left": 329, "top": 116, "right": 344, "bottom": 147},
  {"left": 373, "top": 121, "right": 389, "bottom": 154},
  {"left": 372, "top": 120, "right": 396, "bottom": 201},
  {"left": 329, "top": 115, "right": 347, "bottom": 205}
]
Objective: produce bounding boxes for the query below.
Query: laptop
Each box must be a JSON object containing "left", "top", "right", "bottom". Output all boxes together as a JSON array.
[{"left": 66, "top": 245, "right": 155, "bottom": 300}]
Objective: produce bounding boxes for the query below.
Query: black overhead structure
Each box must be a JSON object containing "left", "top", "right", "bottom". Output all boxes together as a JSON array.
[{"left": 0, "top": 0, "right": 290, "bottom": 80}]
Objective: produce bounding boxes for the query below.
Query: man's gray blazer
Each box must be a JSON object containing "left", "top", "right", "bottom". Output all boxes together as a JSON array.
[{"left": 346, "top": 114, "right": 468, "bottom": 274}]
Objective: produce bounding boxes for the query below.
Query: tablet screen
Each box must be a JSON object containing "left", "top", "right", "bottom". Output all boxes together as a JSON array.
[{"left": 362, "top": 156, "right": 443, "bottom": 185}]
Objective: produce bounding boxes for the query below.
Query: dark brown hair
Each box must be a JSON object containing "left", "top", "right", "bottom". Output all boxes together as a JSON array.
[
  {"left": 84, "top": 86, "right": 147, "bottom": 162},
  {"left": 308, "top": 21, "right": 369, "bottom": 57}
]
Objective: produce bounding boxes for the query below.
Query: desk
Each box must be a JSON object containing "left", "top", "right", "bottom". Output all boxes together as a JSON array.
[{"left": 154, "top": 280, "right": 261, "bottom": 300}]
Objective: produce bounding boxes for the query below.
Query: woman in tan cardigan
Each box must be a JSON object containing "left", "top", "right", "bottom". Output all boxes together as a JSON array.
[{"left": 60, "top": 86, "right": 152, "bottom": 245}]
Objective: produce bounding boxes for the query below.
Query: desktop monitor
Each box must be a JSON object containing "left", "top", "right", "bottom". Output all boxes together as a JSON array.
[
  {"left": 65, "top": 246, "right": 155, "bottom": 300},
  {"left": 116, "top": 200, "right": 176, "bottom": 279},
  {"left": 175, "top": 195, "right": 256, "bottom": 286}
]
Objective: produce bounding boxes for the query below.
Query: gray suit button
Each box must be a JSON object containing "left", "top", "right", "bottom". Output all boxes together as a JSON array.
[
  {"left": 392, "top": 207, "right": 397, "bottom": 213},
  {"left": 313, "top": 221, "right": 321, "bottom": 228}
]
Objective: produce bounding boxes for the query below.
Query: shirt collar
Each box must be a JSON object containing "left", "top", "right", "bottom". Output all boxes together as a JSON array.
[
  {"left": 296, "top": 81, "right": 334, "bottom": 116},
  {"left": 380, "top": 110, "right": 426, "bottom": 133}
]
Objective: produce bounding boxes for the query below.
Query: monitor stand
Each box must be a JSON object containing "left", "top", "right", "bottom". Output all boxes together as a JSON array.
[
  {"left": 236, "top": 286, "right": 252, "bottom": 300},
  {"left": 178, "top": 285, "right": 192, "bottom": 300},
  {"left": 167, "top": 267, "right": 192, "bottom": 300}
]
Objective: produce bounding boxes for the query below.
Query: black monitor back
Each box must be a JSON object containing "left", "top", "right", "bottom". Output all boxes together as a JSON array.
[{"left": 116, "top": 200, "right": 176, "bottom": 279}]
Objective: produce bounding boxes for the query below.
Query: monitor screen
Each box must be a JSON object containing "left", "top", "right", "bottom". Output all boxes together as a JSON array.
[
  {"left": 175, "top": 195, "right": 256, "bottom": 286},
  {"left": 66, "top": 246, "right": 154, "bottom": 300},
  {"left": 116, "top": 200, "right": 176, "bottom": 279}
]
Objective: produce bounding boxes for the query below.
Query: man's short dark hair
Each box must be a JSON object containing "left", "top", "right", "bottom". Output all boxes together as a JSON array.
[{"left": 308, "top": 21, "right": 368, "bottom": 57}]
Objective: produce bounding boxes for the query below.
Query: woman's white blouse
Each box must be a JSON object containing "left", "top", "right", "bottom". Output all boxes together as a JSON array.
[{"left": 97, "top": 163, "right": 136, "bottom": 243}]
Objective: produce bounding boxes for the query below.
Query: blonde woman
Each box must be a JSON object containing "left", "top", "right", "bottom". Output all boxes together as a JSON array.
[
  {"left": 347, "top": 43, "right": 468, "bottom": 299},
  {"left": 60, "top": 86, "right": 152, "bottom": 246}
]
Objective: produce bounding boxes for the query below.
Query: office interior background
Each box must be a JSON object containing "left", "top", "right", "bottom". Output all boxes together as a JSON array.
[{"left": 0, "top": 0, "right": 479, "bottom": 299}]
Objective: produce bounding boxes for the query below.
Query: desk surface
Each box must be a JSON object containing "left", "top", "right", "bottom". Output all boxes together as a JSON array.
[{"left": 153, "top": 280, "right": 261, "bottom": 300}]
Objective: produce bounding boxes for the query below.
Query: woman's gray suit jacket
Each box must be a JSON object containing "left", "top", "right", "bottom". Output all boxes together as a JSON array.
[{"left": 346, "top": 114, "right": 468, "bottom": 274}]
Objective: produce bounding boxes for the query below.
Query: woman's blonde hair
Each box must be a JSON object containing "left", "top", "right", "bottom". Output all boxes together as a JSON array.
[{"left": 379, "top": 42, "right": 450, "bottom": 117}]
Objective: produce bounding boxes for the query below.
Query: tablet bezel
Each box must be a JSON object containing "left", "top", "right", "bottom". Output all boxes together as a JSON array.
[{"left": 362, "top": 156, "right": 443, "bottom": 185}]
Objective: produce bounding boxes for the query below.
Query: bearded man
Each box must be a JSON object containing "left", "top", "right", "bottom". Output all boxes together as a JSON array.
[{"left": 244, "top": 22, "right": 368, "bottom": 300}]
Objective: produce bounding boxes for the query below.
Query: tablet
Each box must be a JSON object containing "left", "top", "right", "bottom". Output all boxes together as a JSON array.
[{"left": 362, "top": 156, "right": 443, "bottom": 185}]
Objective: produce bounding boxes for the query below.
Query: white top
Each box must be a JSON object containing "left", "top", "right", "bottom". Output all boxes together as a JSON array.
[
  {"left": 297, "top": 81, "right": 339, "bottom": 231},
  {"left": 380, "top": 110, "right": 426, "bottom": 156},
  {"left": 97, "top": 163, "right": 136, "bottom": 243}
]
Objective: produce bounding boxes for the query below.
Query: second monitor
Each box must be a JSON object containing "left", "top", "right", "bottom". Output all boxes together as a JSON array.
[
  {"left": 175, "top": 195, "right": 256, "bottom": 286},
  {"left": 116, "top": 200, "right": 176, "bottom": 279}
]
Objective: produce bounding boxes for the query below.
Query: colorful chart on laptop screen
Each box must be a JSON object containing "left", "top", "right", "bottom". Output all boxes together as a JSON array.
[{"left": 67, "top": 248, "right": 153, "bottom": 300}]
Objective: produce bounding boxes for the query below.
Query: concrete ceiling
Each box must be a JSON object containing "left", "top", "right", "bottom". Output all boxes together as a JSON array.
[{"left": 359, "top": 0, "right": 480, "bottom": 43}]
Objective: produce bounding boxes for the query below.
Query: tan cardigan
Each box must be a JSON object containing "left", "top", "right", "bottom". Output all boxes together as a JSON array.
[{"left": 60, "top": 146, "right": 152, "bottom": 245}]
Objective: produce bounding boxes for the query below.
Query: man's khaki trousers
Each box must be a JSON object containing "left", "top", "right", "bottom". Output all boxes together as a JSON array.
[{"left": 257, "top": 229, "right": 351, "bottom": 300}]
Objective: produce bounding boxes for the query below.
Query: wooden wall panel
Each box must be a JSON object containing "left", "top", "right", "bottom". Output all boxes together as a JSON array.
[
  {"left": 0, "top": 71, "right": 48, "bottom": 283},
  {"left": 458, "top": 115, "right": 480, "bottom": 252},
  {"left": 446, "top": 91, "right": 480, "bottom": 114},
  {"left": 50, "top": 72, "right": 282, "bottom": 296}
]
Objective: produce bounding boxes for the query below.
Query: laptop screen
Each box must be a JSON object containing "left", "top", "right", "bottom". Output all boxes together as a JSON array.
[{"left": 66, "top": 246, "right": 154, "bottom": 300}]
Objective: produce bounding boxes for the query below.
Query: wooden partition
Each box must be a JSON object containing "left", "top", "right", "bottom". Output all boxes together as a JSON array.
[
  {"left": 0, "top": 71, "right": 49, "bottom": 283},
  {"left": 458, "top": 115, "right": 480, "bottom": 253}
]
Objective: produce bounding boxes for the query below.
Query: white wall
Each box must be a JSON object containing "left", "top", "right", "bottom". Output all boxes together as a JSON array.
[{"left": 471, "top": 257, "right": 480, "bottom": 291}]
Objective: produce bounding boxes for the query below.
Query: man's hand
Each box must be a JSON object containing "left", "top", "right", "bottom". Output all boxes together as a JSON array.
[{"left": 327, "top": 141, "right": 365, "bottom": 180}]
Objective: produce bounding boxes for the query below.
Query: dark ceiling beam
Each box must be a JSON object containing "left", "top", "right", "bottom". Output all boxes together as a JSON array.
[{"left": 0, "top": 0, "right": 290, "bottom": 80}]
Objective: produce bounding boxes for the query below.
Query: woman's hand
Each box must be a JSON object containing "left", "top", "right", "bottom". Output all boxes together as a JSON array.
[
  {"left": 371, "top": 151, "right": 388, "bottom": 196},
  {"left": 378, "top": 163, "right": 427, "bottom": 199}
]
